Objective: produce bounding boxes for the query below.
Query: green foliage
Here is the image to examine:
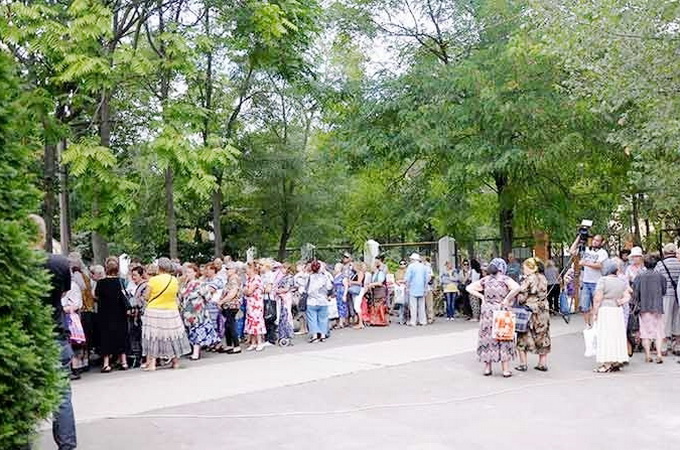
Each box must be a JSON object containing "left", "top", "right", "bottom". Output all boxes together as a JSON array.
[
  {"left": 531, "top": 0, "right": 680, "bottom": 227},
  {"left": 0, "top": 51, "right": 63, "bottom": 449}
]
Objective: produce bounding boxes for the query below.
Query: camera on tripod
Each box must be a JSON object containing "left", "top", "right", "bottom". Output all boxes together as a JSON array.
[{"left": 577, "top": 220, "right": 593, "bottom": 250}]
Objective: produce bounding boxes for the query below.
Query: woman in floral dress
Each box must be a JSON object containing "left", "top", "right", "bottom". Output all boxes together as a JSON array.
[
  {"left": 276, "top": 263, "right": 296, "bottom": 344},
  {"left": 181, "top": 263, "right": 219, "bottom": 360},
  {"left": 467, "top": 258, "right": 520, "bottom": 378},
  {"left": 504, "top": 258, "right": 551, "bottom": 372},
  {"left": 244, "top": 262, "right": 266, "bottom": 351}
]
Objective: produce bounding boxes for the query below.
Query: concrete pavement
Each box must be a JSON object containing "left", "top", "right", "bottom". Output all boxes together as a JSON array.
[{"left": 38, "top": 316, "right": 680, "bottom": 449}]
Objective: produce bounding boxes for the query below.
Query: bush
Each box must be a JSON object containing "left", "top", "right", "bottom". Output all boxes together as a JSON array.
[{"left": 0, "top": 52, "right": 63, "bottom": 449}]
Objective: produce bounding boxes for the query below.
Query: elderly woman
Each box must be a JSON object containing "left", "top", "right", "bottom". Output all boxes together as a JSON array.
[
  {"left": 142, "top": 257, "right": 191, "bottom": 371},
  {"left": 333, "top": 263, "right": 349, "bottom": 328},
  {"left": 592, "top": 259, "right": 631, "bottom": 373},
  {"left": 244, "top": 262, "right": 266, "bottom": 351},
  {"left": 633, "top": 255, "right": 667, "bottom": 363},
  {"left": 467, "top": 258, "right": 520, "bottom": 378},
  {"left": 368, "top": 256, "right": 389, "bottom": 326},
  {"left": 94, "top": 257, "right": 129, "bottom": 373},
  {"left": 305, "top": 260, "right": 333, "bottom": 343},
  {"left": 504, "top": 258, "right": 551, "bottom": 372},
  {"left": 201, "top": 262, "right": 225, "bottom": 350},
  {"left": 181, "top": 263, "right": 219, "bottom": 360},
  {"left": 128, "top": 265, "right": 148, "bottom": 367},
  {"left": 219, "top": 262, "right": 244, "bottom": 354},
  {"left": 275, "top": 263, "right": 296, "bottom": 344}
]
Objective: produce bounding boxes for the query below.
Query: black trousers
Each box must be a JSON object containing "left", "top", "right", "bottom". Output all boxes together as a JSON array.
[
  {"left": 547, "top": 284, "right": 560, "bottom": 312},
  {"left": 222, "top": 308, "right": 240, "bottom": 348}
]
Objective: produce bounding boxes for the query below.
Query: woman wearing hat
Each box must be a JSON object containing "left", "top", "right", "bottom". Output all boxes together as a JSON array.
[
  {"left": 504, "top": 258, "right": 551, "bottom": 372},
  {"left": 467, "top": 258, "right": 520, "bottom": 377}
]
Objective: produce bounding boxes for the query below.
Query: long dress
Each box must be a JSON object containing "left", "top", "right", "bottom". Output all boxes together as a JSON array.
[
  {"left": 180, "top": 280, "right": 220, "bottom": 347},
  {"left": 245, "top": 275, "right": 266, "bottom": 336},
  {"left": 477, "top": 275, "right": 516, "bottom": 363},
  {"left": 95, "top": 277, "right": 130, "bottom": 356},
  {"left": 333, "top": 273, "right": 348, "bottom": 319},
  {"left": 277, "top": 274, "right": 295, "bottom": 340},
  {"left": 594, "top": 276, "right": 629, "bottom": 364},
  {"left": 516, "top": 273, "right": 551, "bottom": 355},
  {"left": 368, "top": 271, "right": 389, "bottom": 326}
]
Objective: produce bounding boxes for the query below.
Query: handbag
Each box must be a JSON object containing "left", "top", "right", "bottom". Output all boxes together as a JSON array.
[
  {"left": 298, "top": 277, "right": 311, "bottom": 312},
  {"left": 67, "top": 312, "right": 86, "bottom": 344},
  {"left": 512, "top": 304, "right": 532, "bottom": 333},
  {"left": 264, "top": 299, "right": 277, "bottom": 322},
  {"left": 347, "top": 285, "right": 362, "bottom": 296},
  {"left": 492, "top": 309, "right": 516, "bottom": 341}
]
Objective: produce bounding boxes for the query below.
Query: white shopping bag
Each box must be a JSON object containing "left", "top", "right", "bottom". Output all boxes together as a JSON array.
[{"left": 583, "top": 326, "right": 597, "bottom": 357}]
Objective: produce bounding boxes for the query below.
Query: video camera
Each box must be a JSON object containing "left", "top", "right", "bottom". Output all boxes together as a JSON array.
[{"left": 577, "top": 220, "right": 593, "bottom": 251}]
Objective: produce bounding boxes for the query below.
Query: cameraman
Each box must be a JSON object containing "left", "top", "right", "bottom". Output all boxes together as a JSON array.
[{"left": 570, "top": 234, "right": 608, "bottom": 327}]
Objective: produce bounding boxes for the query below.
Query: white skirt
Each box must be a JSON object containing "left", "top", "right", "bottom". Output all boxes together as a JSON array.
[{"left": 595, "top": 306, "right": 629, "bottom": 364}]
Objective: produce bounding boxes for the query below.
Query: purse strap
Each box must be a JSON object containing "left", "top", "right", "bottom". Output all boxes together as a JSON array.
[
  {"left": 660, "top": 260, "right": 679, "bottom": 303},
  {"left": 148, "top": 276, "right": 173, "bottom": 305}
]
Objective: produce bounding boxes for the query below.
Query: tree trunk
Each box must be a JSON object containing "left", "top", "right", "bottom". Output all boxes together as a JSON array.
[
  {"left": 58, "top": 138, "right": 71, "bottom": 255},
  {"left": 631, "top": 193, "right": 641, "bottom": 246},
  {"left": 277, "top": 211, "right": 291, "bottom": 261},
  {"left": 92, "top": 89, "right": 112, "bottom": 263},
  {"left": 165, "top": 166, "right": 178, "bottom": 259},
  {"left": 495, "top": 173, "right": 514, "bottom": 258},
  {"left": 43, "top": 141, "right": 57, "bottom": 253},
  {"left": 212, "top": 186, "right": 223, "bottom": 257}
]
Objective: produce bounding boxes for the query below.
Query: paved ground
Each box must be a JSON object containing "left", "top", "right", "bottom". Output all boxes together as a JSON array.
[{"left": 39, "top": 316, "right": 680, "bottom": 449}]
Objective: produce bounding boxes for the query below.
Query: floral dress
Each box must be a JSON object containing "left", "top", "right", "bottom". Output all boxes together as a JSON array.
[
  {"left": 245, "top": 274, "right": 266, "bottom": 336},
  {"left": 181, "top": 280, "right": 219, "bottom": 347},
  {"left": 516, "top": 273, "right": 551, "bottom": 355},
  {"left": 277, "top": 274, "right": 295, "bottom": 340},
  {"left": 333, "top": 273, "right": 348, "bottom": 319},
  {"left": 477, "top": 275, "right": 516, "bottom": 363}
]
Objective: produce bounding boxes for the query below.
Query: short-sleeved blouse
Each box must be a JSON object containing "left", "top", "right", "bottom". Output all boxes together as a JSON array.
[{"left": 595, "top": 276, "right": 627, "bottom": 307}]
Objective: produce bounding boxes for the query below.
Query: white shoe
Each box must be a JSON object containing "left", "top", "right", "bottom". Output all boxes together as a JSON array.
[
  {"left": 263, "top": 342, "right": 273, "bottom": 347},
  {"left": 246, "top": 345, "right": 256, "bottom": 351},
  {"left": 255, "top": 345, "right": 265, "bottom": 352}
]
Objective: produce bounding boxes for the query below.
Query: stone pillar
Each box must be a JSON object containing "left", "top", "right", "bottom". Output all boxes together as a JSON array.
[
  {"left": 533, "top": 231, "right": 549, "bottom": 261},
  {"left": 438, "top": 236, "right": 456, "bottom": 272}
]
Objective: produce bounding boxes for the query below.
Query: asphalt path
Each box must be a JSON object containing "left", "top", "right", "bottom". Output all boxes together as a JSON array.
[{"left": 38, "top": 316, "right": 680, "bottom": 450}]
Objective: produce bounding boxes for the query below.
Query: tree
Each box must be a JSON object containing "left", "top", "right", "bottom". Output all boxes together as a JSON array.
[
  {"left": 331, "top": 0, "right": 628, "bottom": 252},
  {"left": 532, "top": 0, "right": 680, "bottom": 239},
  {"left": 0, "top": 51, "right": 63, "bottom": 449}
]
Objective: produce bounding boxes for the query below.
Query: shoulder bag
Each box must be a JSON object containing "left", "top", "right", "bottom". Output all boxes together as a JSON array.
[{"left": 298, "top": 276, "right": 311, "bottom": 312}]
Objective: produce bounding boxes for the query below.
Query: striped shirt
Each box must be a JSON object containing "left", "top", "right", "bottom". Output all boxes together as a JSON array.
[{"left": 654, "top": 257, "right": 680, "bottom": 298}]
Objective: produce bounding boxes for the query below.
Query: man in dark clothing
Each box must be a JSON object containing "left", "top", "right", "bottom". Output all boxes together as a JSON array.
[{"left": 30, "top": 214, "right": 77, "bottom": 449}]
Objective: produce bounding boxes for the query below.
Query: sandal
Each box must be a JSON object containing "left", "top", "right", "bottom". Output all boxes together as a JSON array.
[
  {"left": 656, "top": 357, "right": 664, "bottom": 364},
  {"left": 483, "top": 368, "right": 492, "bottom": 377},
  {"left": 119, "top": 363, "right": 129, "bottom": 371},
  {"left": 101, "top": 365, "right": 112, "bottom": 373},
  {"left": 514, "top": 365, "right": 528, "bottom": 372},
  {"left": 502, "top": 371, "right": 512, "bottom": 378},
  {"left": 534, "top": 365, "right": 548, "bottom": 372},
  {"left": 645, "top": 357, "right": 653, "bottom": 363},
  {"left": 593, "top": 365, "right": 611, "bottom": 373}
]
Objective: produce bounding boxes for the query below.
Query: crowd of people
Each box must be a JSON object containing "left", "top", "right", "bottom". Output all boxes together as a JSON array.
[
  {"left": 59, "top": 251, "right": 449, "bottom": 378},
  {"left": 54, "top": 237, "right": 680, "bottom": 382}
]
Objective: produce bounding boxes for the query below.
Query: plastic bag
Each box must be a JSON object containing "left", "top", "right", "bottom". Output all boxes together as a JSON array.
[
  {"left": 583, "top": 326, "right": 597, "bottom": 357},
  {"left": 560, "top": 292, "right": 572, "bottom": 315},
  {"left": 492, "top": 310, "right": 516, "bottom": 341}
]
